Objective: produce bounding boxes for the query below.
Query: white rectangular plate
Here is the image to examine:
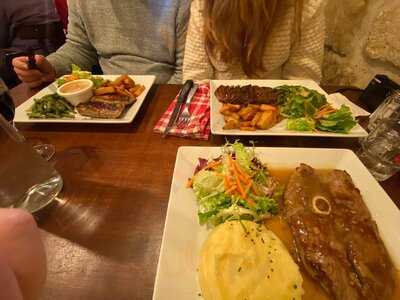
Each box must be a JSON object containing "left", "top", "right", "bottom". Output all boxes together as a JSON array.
[
  {"left": 210, "top": 79, "right": 368, "bottom": 137},
  {"left": 14, "top": 75, "right": 156, "bottom": 124},
  {"left": 153, "top": 147, "right": 400, "bottom": 300}
]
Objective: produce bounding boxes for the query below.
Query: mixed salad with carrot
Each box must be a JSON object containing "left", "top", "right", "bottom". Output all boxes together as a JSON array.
[{"left": 187, "top": 142, "right": 281, "bottom": 227}]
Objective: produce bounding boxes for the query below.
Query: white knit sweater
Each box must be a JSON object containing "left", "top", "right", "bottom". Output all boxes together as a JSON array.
[{"left": 183, "top": 0, "right": 325, "bottom": 83}]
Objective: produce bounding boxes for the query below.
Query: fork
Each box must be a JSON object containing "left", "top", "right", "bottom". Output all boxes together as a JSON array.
[{"left": 177, "top": 84, "right": 198, "bottom": 127}]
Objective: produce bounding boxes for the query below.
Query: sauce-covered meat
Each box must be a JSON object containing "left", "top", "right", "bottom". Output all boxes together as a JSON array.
[{"left": 284, "top": 164, "right": 395, "bottom": 300}]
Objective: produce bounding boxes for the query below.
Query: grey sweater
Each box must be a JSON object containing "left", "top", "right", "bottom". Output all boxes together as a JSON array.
[{"left": 47, "top": 0, "right": 190, "bottom": 83}]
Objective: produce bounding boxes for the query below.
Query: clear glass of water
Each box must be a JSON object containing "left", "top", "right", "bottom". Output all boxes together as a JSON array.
[
  {"left": 368, "top": 90, "right": 400, "bottom": 131},
  {"left": 358, "top": 119, "right": 400, "bottom": 181},
  {"left": 0, "top": 114, "right": 63, "bottom": 212}
]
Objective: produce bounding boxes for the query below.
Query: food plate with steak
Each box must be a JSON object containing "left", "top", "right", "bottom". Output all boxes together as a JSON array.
[
  {"left": 14, "top": 74, "right": 155, "bottom": 123},
  {"left": 210, "top": 79, "right": 368, "bottom": 137},
  {"left": 153, "top": 145, "right": 399, "bottom": 300}
]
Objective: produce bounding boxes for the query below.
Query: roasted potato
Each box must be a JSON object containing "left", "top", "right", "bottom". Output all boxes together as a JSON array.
[
  {"left": 256, "top": 110, "right": 277, "bottom": 130},
  {"left": 240, "top": 126, "right": 256, "bottom": 131},
  {"left": 226, "top": 104, "right": 241, "bottom": 112},
  {"left": 238, "top": 106, "right": 258, "bottom": 121},
  {"left": 220, "top": 104, "right": 232, "bottom": 115},
  {"left": 250, "top": 112, "right": 262, "bottom": 127},
  {"left": 240, "top": 121, "right": 252, "bottom": 127},
  {"left": 260, "top": 104, "right": 277, "bottom": 111},
  {"left": 223, "top": 116, "right": 240, "bottom": 129}
]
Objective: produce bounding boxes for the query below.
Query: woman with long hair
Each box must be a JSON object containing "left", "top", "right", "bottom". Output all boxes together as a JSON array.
[{"left": 183, "top": 0, "right": 325, "bottom": 82}]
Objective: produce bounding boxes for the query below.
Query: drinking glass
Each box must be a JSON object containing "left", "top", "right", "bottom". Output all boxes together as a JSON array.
[
  {"left": 358, "top": 119, "right": 400, "bottom": 181},
  {"left": 0, "top": 78, "right": 55, "bottom": 160},
  {"left": 0, "top": 114, "right": 63, "bottom": 212},
  {"left": 368, "top": 90, "right": 400, "bottom": 131}
]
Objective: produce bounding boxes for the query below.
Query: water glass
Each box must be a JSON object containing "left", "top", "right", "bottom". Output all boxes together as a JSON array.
[
  {"left": 368, "top": 90, "right": 400, "bottom": 131},
  {"left": 0, "top": 114, "right": 63, "bottom": 212},
  {"left": 358, "top": 119, "right": 400, "bottom": 181}
]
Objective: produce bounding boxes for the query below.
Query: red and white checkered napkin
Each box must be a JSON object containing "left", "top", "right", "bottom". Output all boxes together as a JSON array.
[{"left": 153, "top": 84, "right": 211, "bottom": 140}]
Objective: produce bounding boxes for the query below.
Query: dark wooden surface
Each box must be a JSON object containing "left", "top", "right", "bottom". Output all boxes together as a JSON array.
[{"left": 10, "top": 83, "right": 400, "bottom": 300}]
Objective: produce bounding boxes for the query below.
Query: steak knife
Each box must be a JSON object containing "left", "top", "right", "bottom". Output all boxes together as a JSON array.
[{"left": 162, "top": 80, "right": 194, "bottom": 137}]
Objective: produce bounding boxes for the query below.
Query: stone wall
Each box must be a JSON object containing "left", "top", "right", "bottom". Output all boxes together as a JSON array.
[{"left": 322, "top": 0, "right": 400, "bottom": 88}]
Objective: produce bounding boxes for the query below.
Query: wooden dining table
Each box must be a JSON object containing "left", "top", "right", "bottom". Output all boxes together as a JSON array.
[{"left": 10, "top": 83, "right": 400, "bottom": 300}]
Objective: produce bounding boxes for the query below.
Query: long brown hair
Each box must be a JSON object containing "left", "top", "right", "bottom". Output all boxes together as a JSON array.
[{"left": 204, "top": 0, "right": 303, "bottom": 77}]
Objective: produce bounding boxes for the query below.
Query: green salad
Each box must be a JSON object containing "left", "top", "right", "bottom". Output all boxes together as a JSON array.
[
  {"left": 56, "top": 64, "right": 104, "bottom": 88},
  {"left": 28, "top": 93, "right": 75, "bottom": 119},
  {"left": 276, "top": 85, "right": 356, "bottom": 133},
  {"left": 188, "top": 142, "right": 281, "bottom": 227}
]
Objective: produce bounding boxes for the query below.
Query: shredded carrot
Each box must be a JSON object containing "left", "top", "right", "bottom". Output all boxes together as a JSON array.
[
  {"left": 226, "top": 185, "right": 237, "bottom": 194},
  {"left": 246, "top": 197, "right": 256, "bottom": 207},
  {"left": 232, "top": 159, "right": 251, "bottom": 181},
  {"left": 251, "top": 182, "right": 260, "bottom": 196},
  {"left": 224, "top": 175, "right": 231, "bottom": 190},
  {"left": 205, "top": 160, "right": 221, "bottom": 170},
  {"left": 245, "top": 182, "right": 252, "bottom": 195}
]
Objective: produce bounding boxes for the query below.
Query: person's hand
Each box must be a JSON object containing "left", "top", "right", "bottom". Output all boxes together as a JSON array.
[
  {"left": 12, "top": 55, "right": 56, "bottom": 89},
  {"left": 0, "top": 209, "right": 47, "bottom": 300}
]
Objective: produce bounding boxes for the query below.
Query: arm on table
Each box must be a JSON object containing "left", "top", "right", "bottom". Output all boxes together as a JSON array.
[
  {"left": 182, "top": 0, "right": 214, "bottom": 83},
  {"left": 168, "top": 0, "right": 191, "bottom": 84},
  {"left": 46, "top": 0, "right": 98, "bottom": 76},
  {"left": 282, "top": 0, "right": 326, "bottom": 83}
]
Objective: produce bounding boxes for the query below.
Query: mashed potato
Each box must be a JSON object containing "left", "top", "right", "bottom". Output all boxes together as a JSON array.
[{"left": 199, "top": 220, "right": 303, "bottom": 300}]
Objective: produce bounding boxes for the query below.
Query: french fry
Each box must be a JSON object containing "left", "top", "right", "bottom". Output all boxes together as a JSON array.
[
  {"left": 112, "top": 75, "right": 127, "bottom": 86},
  {"left": 133, "top": 85, "right": 145, "bottom": 97},
  {"left": 129, "top": 86, "right": 140, "bottom": 94},
  {"left": 95, "top": 86, "right": 116, "bottom": 95},
  {"left": 123, "top": 76, "right": 136, "bottom": 88}
]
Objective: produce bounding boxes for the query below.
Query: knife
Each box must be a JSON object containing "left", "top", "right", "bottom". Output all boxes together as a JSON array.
[{"left": 162, "top": 80, "right": 193, "bottom": 137}]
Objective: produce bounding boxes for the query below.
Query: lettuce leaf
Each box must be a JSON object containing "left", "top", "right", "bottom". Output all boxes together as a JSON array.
[
  {"left": 287, "top": 117, "right": 316, "bottom": 131},
  {"left": 192, "top": 169, "right": 224, "bottom": 199},
  {"left": 316, "top": 105, "right": 357, "bottom": 133},
  {"left": 231, "top": 142, "right": 254, "bottom": 174}
]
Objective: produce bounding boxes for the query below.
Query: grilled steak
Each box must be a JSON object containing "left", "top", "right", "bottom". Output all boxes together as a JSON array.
[
  {"left": 214, "top": 85, "right": 278, "bottom": 105},
  {"left": 77, "top": 100, "right": 125, "bottom": 119},
  {"left": 92, "top": 94, "right": 136, "bottom": 106},
  {"left": 284, "top": 164, "right": 395, "bottom": 300}
]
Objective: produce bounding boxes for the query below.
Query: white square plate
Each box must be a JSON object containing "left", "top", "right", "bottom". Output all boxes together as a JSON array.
[
  {"left": 14, "top": 75, "right": 156, "bottom": 124},
  {"left": 210, "top": 80, "right": 368, "bottom": 137},
  {"left": 153, "top": 147, "right": 400, "bottom": 300}
]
